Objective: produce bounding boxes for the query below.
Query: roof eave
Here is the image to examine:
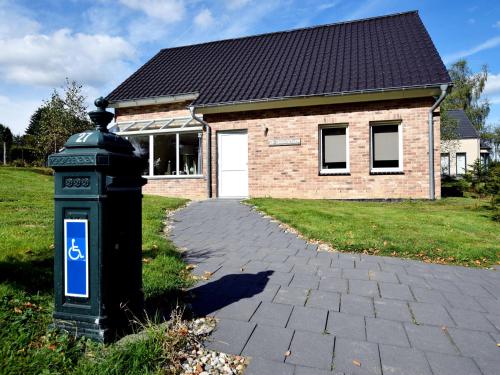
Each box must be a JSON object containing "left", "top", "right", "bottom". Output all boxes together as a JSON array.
[
  {"left": 108, "top": 92, "right": 199, "bottom": 109},
  {"left": 194, "top": 85, "right": 450, "bottom": 115}
]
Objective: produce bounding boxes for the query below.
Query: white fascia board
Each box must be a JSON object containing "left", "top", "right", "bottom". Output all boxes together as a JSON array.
[{"left": 109, "top": 93, "right": 199, "bottom": 108}]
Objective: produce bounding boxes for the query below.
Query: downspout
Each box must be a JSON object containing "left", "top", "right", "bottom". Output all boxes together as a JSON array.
[
  {"left": 428, "top": 84, "right": 449, "bottom": 200},
  {"left": 189, "top": 106, "right": 212, "bottom": 198}
]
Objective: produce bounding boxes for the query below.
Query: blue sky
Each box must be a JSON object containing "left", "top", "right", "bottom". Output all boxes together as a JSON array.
[{"left": 1, "top": 0, "right": 500, "bottom": 135}]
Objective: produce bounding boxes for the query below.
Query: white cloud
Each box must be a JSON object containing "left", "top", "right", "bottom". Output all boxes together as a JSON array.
[
  {"left": 444, "top": 36, "right": 500, "bottom": 64},
  {"left": 489, "top": 96, "right": 500, "bottom": 104},
  {"left": 493, "top": 21, "right": 500, "bottom": 28},
  {"left": 194, "top": 9, "right": 215, "bottom": 29},
  {"left": 0, "top": 95, "right": 41, "bottom": 135},
  {"left": 0, "top": 3, "right": 40, "bottom": 38},
  {"left": 0, "top": 29, "right": 135, "bottom": 87},
  {"left": 119, "top": 0, "right": 185, "bottom": 22},
  {"left": 484, "top": 73, "right": 500, "bottom": 96},
  {"left": 225, "top": 0, "right": 251, "bottom": 10}
]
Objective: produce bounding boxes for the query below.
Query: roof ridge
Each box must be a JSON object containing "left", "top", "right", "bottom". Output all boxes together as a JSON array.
[{"left": 160, "top": 10, "right": 419, "bottom": 52}]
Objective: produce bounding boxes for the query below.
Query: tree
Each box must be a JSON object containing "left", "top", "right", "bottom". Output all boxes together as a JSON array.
[
  {"left": 37, "top": 80, "right": 92, "bottom": 159},
  {"left": 441, "top": 59, "right": 490, "bottom": 138},
  {"left": 0, "top": 124, "right": 13, "bottom": 165}
]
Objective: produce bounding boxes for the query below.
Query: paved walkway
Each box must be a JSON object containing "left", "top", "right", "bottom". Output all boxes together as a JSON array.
[{"left": 170, "top": 200, "right": 500, "bottom": 375}]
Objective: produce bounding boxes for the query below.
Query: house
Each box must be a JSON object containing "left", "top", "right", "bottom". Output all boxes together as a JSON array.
[
  {"left": 106, "top": 11, "right": 451, "bottom": 200},
  {"left": 440, "top": 109, "right": 491, "bottom": 176}
]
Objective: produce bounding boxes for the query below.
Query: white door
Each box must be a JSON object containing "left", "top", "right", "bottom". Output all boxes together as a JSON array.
[{"left": 218, "top": 131, "right": 248, "bottom": 197}]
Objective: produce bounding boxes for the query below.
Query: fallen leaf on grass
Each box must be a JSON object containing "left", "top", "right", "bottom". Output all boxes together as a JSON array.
[
  {"left": 352, "top": 359, "right": 361, "bottom": 367},
  {"left": 14, "top": 307, "right": 22, "bottom": 314},
  {"left": 185, "top": 264, "right": 196, "bottom": 270},
  {"left": 48, "top": 344, "right": 57, "bottom": 351}
]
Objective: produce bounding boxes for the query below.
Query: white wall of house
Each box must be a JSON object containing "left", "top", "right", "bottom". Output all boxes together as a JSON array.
[{"left": 441, "top": 138, "right": 480, "bottom": 176}]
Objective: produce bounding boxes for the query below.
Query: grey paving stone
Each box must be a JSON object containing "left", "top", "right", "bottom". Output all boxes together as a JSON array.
[
  {"left": 476, "top": 296, "right": 500, "bottom": 314},
  {"left": 216, "top": 299, "right": 261, "bottom": 321},
  {"left": 286, "top": 331, "right": 334, "bottom": 370},
  {"left": 485, "top": 313, "right": 500, "bottom": 331},
  {"left": 205, "top": 318, "right": 256, "bottom": 355},
  {"left": 379, "top": 282, "right": 413, "bottom": 301},
  {"left": 374, "top": 299, "right": 412, "bottom": 322},
  {"left": 429, "top": 279, "right": 461, "bottom": 294},
  {"left": 443, "top": 291, "right": 485, "bottom": 312},
  {"left": 425, "top": 352, "right": 482, "bottom": 375},
  {"left": 349, "top": 279, "right": 379, "bottom": 298},
  {"left": 306, "top": 290, "right": 340, "bottom": 311},
  {"left": 287, "top": 306, "right": 328, "bottom": 333},
  {"left": 245, "top": 357, "right": 295, "bottom": 375},
  {"left": 447, "top": 327, "right": 499, "bottom": 360},
  {"left": 267, "top": 262, "right": 295, "bottom": 273},
  {"left": 410, "top": 286, "right": 448, "bottom": 305},
  {"left": 342, "top": 268, "right": 369, "bottom": 280},
  {"left": 317, "top": 267, "right": 342, "bottom": 279},
  {"left": 368, "top": 270, "right": 398, "bottom": 283},
  {"left": 267, "top": 271, "right": 295, "bottom": 286},
  {"left": 251, "top": 301, "right": 293, "bottom": 327},
  {"left": 293, "top": 264, "right": 319, "bottom": 274},
  {"left": 293, "top": 365, "right": 332, "bottom": 375},
  {"left": 454, "top": 280, "right": 493, "bottom": 298},
  {"left": 366, "top": 317, "right": 410, "bottom": 347},
  {"left": 264, "top": 254, "right": 289, "bottom": 263},
  {"left": 340, "top": 294, "right": 374, "bottom": 317},
  {"left": 335, "top": 259, "right": 355, "bottom": 269},
  {"left": 447, "top": 307, "right": 495, "bottom": 331},
  {"left": 308, "top": 256, "right": 332, "bottom": 267},
  {"left": 252, "top": 284, "right": 281, "bottom": 302},
  {"left": 379, "top": 345, "right": 432, "bottom": 375},
  {"left": 404, "top": 323, "right": 458, "bottom": 355},
  {"left": 242, "top": 325, "right": 294, "bottom": 362},
  {"left": 274, "top": 287, "right": 309, "bottom": 306},
  {"left": 326, "top": 311, "right": 366, "bottom": 340},
  {"left": 290, "top": 274, "right": 320, "bottom": 289},
  {"left": 475, "top": 357, "right": 500, "bottom": 375},
  {"left": 355, "top": 260, "right": 381, "bottom": 271},
  {"left": 318, "top": 276, "right": 348, "bottom": 293},
  {"left": 333, "top": 338, "right": 381, "bottom": 375},
  {"left": 409, "top": 302, "right": 455, "bottom": 327},
  {"left": 397, "top": 273, "right": 430, "bottom": 288}
]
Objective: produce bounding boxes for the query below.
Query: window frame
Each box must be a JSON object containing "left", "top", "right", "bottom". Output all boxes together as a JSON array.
[
  {"left": 127, "top": 131, "right": 204, "bottom": 179},
  {"left": 440, "top": 153, "right": 450, "bottom": 176},
  {"left": 370, "top": 121, "right": 403, "bottom": 173},
  {"left": 319, "top": 124, "right": 350, "bottom": 175},
  {"left": 456, "top": 152, "right": 467, "bottom": 176}
]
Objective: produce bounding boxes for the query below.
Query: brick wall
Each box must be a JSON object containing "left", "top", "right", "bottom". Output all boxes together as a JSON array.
[
  {"left": 206, "top": 98, "right": 441, "bottom": 199},
  {"left": 115, "top": 98, "right": 441, "bottom": 200}
]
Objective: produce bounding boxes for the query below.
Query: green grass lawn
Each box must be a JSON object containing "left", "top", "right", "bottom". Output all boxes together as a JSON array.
[
  {"left": 0, "top": 167, "right": 190, "bottom": 374},
  {"left": 248, "top": 198, "right": 500, "bottom": 268}
]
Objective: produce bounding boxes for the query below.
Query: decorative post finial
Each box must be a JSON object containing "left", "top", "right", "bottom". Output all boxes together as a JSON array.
[{"left": 89, "top": 97, "right": 114, "bottom": 132}]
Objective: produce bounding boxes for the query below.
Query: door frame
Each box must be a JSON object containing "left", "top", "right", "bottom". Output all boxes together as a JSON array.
[{"left": 216, "top": 129, "right": 249, "bottom": 198}]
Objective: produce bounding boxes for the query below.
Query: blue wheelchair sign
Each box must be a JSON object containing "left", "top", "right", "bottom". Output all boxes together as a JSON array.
[{"left": 64, "top": 219, "right": 89, "bottom": 298}]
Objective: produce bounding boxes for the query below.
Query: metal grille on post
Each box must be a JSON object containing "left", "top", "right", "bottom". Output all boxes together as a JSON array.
[{"left": 48, "top": 97, "right": 146, "bottom": 342}]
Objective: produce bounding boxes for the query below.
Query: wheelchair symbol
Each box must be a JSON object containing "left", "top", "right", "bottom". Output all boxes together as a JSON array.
[{"left": 68, "top": 238, "right": 85, "bottom": 261}]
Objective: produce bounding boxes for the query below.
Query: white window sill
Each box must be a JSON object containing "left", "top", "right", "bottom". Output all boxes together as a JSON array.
[
  {"left": 144, "top": 175, "right": 205, "bottom": 180},
  {"left": 370, "top": 168, "right": 404, "bottom": 174},
  {"left": 320, "top": 169, "right": 350, "bottom": 175}
]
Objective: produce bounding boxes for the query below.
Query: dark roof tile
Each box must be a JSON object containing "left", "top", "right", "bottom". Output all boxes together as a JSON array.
[{"left": 107, "top": 11, "right": 450, "bottom": 106}]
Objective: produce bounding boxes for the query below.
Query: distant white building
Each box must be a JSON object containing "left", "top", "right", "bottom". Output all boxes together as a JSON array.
[{"left": 440, "top": 109, "right": 491, "bottom": 177}]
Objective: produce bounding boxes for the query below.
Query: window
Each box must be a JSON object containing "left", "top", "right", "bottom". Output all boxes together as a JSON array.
[
  {"left": 370, "top": 123, "right": 403, "bottom": 172},
  {"left": 128, "top": 132, "right": 202, "bottom": 177},
  {"left": 441, "top": 153, "right": 450, "bottom": 176},
  {"left": 128, "top": 135, "right": 149, "bottom": 176},
  {"left": 456, "top": 153, "right": 466, "bottom": 175},
  {"left": 320, "top": 125, "right": 349, "bottom": 173},
  {"left": 480, "top": 153, "right": 490, "bottom": 168}
]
